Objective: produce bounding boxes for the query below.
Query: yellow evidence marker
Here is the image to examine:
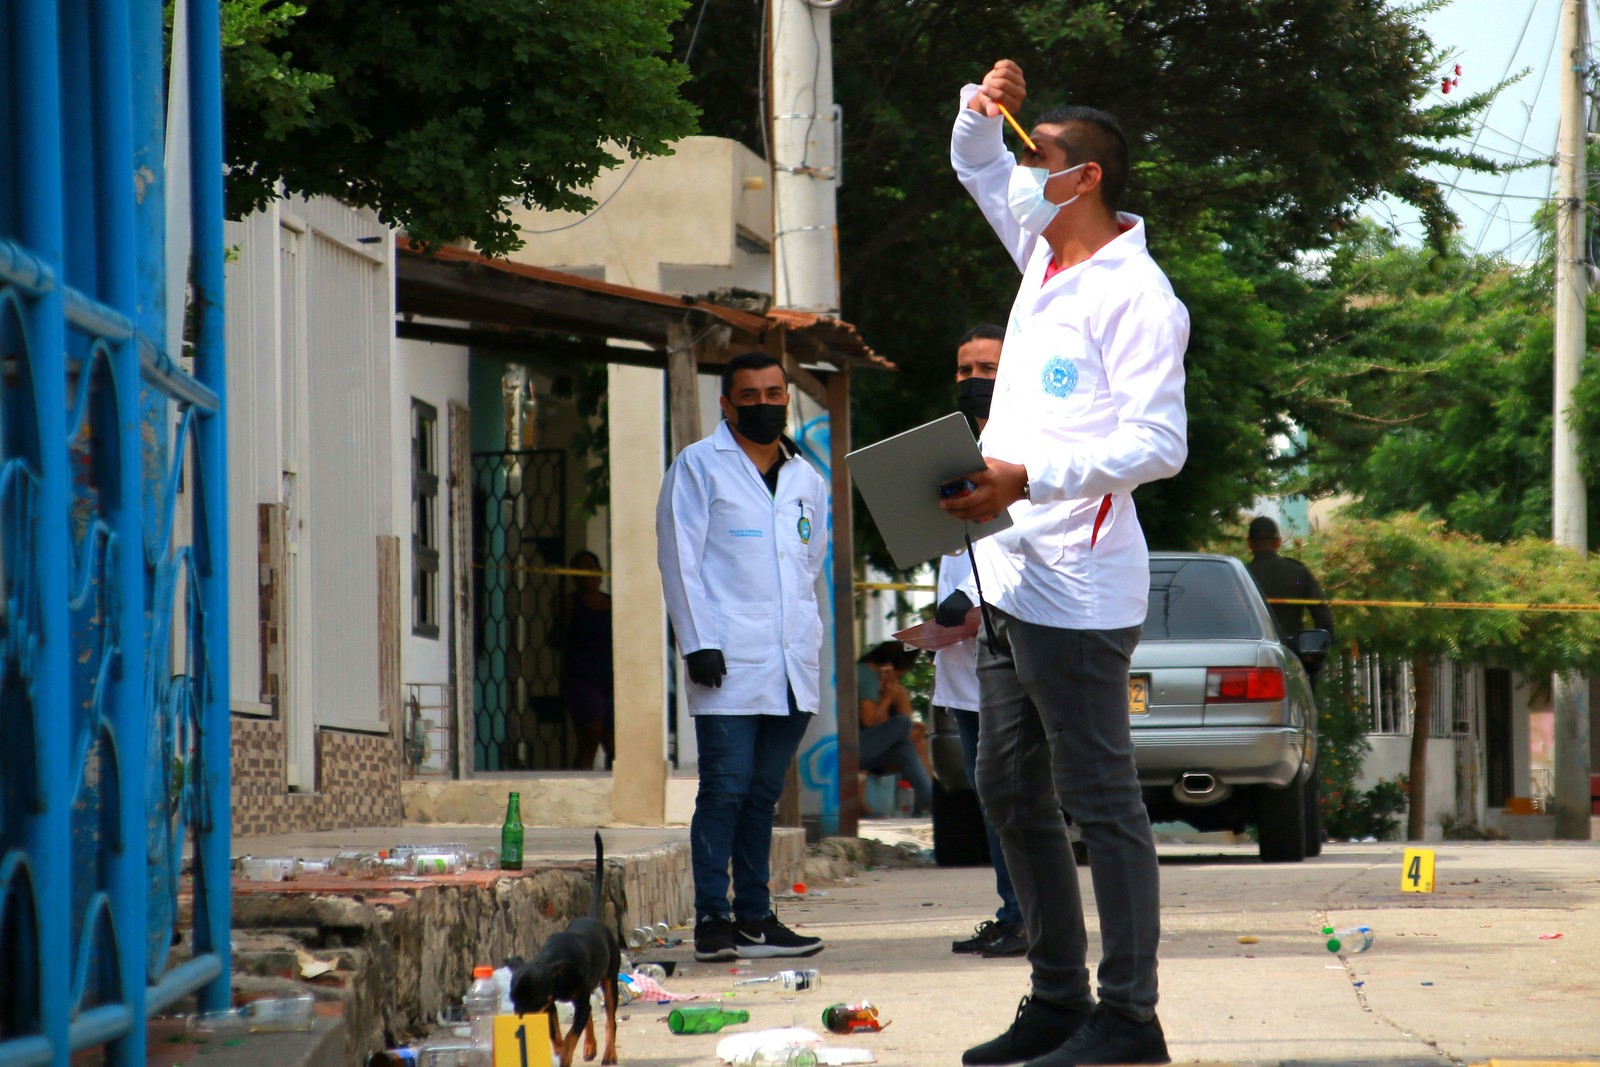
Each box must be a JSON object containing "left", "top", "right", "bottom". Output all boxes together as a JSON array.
[
  {"left": 493, "top": 1013, "right": 554, "bottom": 1067},
  {"left": 1401, "top": 847, "right": 1436, "bottom": 893}
]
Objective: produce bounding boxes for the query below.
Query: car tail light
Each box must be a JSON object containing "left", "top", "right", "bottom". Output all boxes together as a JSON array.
[{"left": 1205, "top": 667, "right": 1285, "bottom": 702}]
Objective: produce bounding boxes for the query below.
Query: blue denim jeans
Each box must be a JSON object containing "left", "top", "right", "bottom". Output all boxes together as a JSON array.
[
  {"left": 949, "top": 707, "right": 1022, "bottom": 929},
  {"left": 692, "top": 700, "right": 814, "bottom": 923},
  {"left": 859, "top": 714, "right": 933, "bottom": 811},
  {"left": 975, "top": 608, "right": 1159, "bottom": 1021}
]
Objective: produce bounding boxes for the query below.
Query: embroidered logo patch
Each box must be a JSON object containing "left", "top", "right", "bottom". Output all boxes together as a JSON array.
[
  {"left": 1041, "top": 356, "right": 1078, "bottom": 398},
  {"left": 798, "top": 516, "right": 812, "bottom": 543}
]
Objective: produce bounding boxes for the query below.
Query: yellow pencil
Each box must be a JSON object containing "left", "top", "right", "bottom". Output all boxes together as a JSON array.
[{"left": 996, "top": 103, "right": 1037, "bottom": 153}]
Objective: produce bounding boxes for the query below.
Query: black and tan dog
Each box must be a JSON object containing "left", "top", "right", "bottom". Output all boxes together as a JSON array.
[{"left": 509, "top": 832, "right": 620, "bottom": 1065}]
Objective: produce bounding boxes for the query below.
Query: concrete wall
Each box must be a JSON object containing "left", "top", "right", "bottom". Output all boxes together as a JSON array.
[
  {"left": 492, "top": 137, "right": 776, "bottom": 820},
  {"left": 1362, "top": 735, "right": 1456, "bottom": 842},
  {"left": 393, "top": 335, "right": 470, "bottom": 690}
]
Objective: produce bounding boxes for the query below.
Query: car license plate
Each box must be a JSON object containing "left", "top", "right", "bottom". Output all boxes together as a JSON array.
[{"left": 1128, "top": 674, "right": 1150, "bottom": 716}]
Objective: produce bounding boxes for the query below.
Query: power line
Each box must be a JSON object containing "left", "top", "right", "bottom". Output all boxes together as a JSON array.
[
  {"left": 1472, "top": 6, "right": 1563, "bottom": 258},
  {"left": 522, "top": 0, "right": 714, "bottom": 237}
]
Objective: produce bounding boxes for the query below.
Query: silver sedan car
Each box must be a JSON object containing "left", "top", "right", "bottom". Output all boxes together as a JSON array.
[{"left": 1131, "top": 553, "right": 1329, "bottom": 861}]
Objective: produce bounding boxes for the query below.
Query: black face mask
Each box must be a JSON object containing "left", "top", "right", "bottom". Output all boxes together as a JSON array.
[
  {"left": 957, "top": 377, "right": 995, "bottom": 421},
  {"left": 730, "top": 402, "right": 787, "bottom": 445}
]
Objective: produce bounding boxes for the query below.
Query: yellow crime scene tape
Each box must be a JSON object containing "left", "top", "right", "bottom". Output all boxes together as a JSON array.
[
  {"left": 852, "top": 584, "right": 1600, "bottom": 613},
  {"left": 467, "top": 571, "right": 1600, "bottom": 613},
  {"left": 472, "top": 563, "right": 610, "bottom": 578}
]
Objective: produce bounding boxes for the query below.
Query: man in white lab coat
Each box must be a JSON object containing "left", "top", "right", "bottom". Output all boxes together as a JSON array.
[
  {"left": 936, "top": 323, "right": 1025, "bottom": 960},
  {"left": 941, "top": 60, "right": 1189, "bottom": 1067},
  {"left": 657, "top": 352, "right": 829, "bottom": 963}
]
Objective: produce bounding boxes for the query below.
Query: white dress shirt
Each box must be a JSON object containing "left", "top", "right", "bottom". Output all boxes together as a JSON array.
[
  {"left": 951, "top": 85, "right": 1190, "bottom": 631},
  {"left": 932, "top": 550, "right": 981, "bottom": 712}
]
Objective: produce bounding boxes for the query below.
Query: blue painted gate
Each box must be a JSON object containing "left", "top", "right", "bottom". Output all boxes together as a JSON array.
[{"left": 0, "top": 3, "right": 231, "bottom": 1066}]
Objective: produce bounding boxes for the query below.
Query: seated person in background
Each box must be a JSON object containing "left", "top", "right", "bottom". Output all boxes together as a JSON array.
[{"left": 856, "top": 641, "right": 934, "bottom": 815}]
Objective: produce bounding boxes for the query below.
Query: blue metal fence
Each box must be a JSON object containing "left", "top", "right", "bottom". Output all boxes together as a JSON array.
[{"left": 0, "top": 3, "right": 230, "bottom": 1066}]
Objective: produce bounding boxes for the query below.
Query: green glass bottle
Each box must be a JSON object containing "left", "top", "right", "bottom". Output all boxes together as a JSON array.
[
  {"left": 667, "top": 1006, "right": 749, "bottom": 1034},
  {"left": 499, "top": 792, "right": 523, "bottom": 871}
]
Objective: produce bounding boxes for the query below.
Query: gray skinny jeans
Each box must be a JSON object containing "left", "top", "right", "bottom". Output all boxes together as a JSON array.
[{"left": 973, "top": 606, "right": 1160, "bottom": 1021}]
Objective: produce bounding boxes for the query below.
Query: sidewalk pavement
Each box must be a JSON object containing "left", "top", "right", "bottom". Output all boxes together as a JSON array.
[{"left": 214, "top": 822, "right": 1600, "bottom": 1066}]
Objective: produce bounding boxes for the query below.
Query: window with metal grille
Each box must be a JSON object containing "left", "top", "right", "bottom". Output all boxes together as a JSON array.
[{"left": 412, "top": 399, "right": 440, "bottom": 637}]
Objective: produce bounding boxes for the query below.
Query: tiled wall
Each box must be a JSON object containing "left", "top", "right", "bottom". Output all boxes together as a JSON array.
[{"left": 231, "top": 715, "right": 403, "bottom": 836}]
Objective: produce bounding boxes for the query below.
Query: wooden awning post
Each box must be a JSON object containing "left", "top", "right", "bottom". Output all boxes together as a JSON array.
[
  {"left": 828, "top": 365, "right": 859, "bottom": 838},
  {"left": 666, "top": 319, "right": 704, "bottom": 459}
]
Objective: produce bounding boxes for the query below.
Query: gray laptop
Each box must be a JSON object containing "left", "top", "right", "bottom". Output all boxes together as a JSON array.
[{"left": 845, "top": 412, "right": 1013, "bottom": 571}]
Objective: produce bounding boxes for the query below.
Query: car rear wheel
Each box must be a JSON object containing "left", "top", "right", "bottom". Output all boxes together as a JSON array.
[
  {"left": 1303, "top": 758, "right": 1324, "bottom": 857},
  {"left": 1257, "top": 769, "right": 1308, "bottom": 863}
]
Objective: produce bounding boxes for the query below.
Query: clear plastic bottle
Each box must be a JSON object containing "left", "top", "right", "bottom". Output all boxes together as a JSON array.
[
  {"left": 190, "top": 994, "right": 315, "bottom": 1033},
  {"left": 734, "top": 968, "right": 820, "bottom": 992},
  {"left": 1323, "top": 924, "right": 1374, "bottom": 954},
  {"left": 463, "top": 966, "right": 499, "bottom": 1067}
]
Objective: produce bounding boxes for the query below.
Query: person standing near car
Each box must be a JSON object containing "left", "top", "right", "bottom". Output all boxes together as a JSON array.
[
  {"left": 935, "top": 323, "right": 1025, "bottom": 959},
  {"left": 940, "top": 59, "right": 1188, "bottom": 1067},
  {"left": 657, "top": 352, "right": 828, "bottom": 963},
  {"left": 1245, "top": 516, "right": 1334, "bottom": 678}
]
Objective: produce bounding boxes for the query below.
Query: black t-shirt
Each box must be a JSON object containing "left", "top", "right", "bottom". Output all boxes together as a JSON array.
[{"left": 1246, "top": 550, "right": 1335, "bottom": 640}]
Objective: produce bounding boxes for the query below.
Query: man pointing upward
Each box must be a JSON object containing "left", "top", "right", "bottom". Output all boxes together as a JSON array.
[{"left": 940, "top": 59, "right": 1189, "bottom": 1067}]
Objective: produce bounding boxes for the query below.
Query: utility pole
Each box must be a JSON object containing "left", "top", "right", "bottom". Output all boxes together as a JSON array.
[
  {"left": 1551, "top": 0, "right": 1592, "bottom": 840},
  {"left": 770, "top": 0, "right": 840, "bottom": 315},
  {"left": 770, "top": 0, "right": 856, "bottom": 838}
]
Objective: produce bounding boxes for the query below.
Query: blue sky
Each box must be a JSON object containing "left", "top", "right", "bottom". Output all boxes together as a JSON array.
[{"left": 1364, "top": 0, "right": 1580, "bottom": 260}]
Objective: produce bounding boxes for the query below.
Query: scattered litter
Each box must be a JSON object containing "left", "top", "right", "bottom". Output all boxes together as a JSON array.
[
  {"left": 297, "top": 949, "right": 335, "bottom": 980},
  {"left": 716, "top": 1028, "right": 876, "bottom": 1067}
]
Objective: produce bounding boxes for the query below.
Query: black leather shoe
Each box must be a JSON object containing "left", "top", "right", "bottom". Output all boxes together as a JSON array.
[
  {"left": 980, "top": 924, "right": 1028, "bottom": 957},
  {"left": 1021, "top": 1004, "right": 1169, "bottom": 1067},
  {"left": 962, "top": 995, "right": 1091, "bottom": 1066}
]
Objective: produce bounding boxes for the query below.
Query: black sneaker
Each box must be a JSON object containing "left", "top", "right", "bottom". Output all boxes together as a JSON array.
[
  {"left": 1021, "top": 1004, "right": 1169, "bottom": 1067},
  {"left": 953, "top": 920, "right": 1005, "bottom": 954},
  {"left": 980, "top": 924, "right": 1028, "bottom": 958},
  {"left": 733, "top": 914, "right": 823, "bottom": 959},
  {"left": 962, "top": 995, "right": 1091, "bottom": 1066},
  {"left": 694, "top": 915, "right": 739, "bottom": 962}
]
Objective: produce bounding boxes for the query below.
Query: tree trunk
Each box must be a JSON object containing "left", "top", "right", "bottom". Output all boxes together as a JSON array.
[{"left": 1407, "top": 652, "right": 1432, "bottom": 841}]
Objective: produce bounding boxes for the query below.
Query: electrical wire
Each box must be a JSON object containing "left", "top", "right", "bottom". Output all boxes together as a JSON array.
[
  {"left": 521, "top": 0, "right": 713, "bottom": 237},
  {"left": 1444, "top": 0, "right": 1540, "bottom": 210},
  {"left": 1470, "top": 7, "right": 1561, "bottom": 258}
]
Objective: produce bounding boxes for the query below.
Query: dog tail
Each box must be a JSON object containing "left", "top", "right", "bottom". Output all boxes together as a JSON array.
[{"left": 590, "top": 830, "right": 604, "bottom": 919}]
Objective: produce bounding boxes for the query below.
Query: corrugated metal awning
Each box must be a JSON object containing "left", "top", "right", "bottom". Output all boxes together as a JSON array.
[{"left": 395, "top": 240, "right": 891, "bottom": 372}]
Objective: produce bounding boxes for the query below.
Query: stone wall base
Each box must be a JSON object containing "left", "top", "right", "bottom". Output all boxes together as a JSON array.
[{"left": 224, "top": 830, "right": 806, "bottom": 1065}]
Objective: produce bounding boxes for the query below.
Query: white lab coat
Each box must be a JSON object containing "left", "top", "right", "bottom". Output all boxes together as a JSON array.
[
  {"left": 951, "top": 85, "right": 1190, "bottom": 631},
  {"left": 657, "top": 421, "right": 830, "bottom": 715}
]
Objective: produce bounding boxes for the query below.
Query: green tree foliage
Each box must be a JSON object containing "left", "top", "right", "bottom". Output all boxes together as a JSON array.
[
  {"left": 221, "top": 0, "right": 699, "bottom": 255},
  {"left": 1297, "top": 513, "right": 1600, "bottom": 836},
  {"left": 672, "top": 1, "right": 1498, "bottom": 564},
  {"left": 1293, "top": 220, "right": 1600, "bottom": 550}
]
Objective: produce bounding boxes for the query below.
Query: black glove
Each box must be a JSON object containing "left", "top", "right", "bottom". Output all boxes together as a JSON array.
[
  {"left": 685, "top": 648, "right": 728, "bottom": 688},
  {"left": 936, "top": 590, "right": 974, "bottom": 628}
]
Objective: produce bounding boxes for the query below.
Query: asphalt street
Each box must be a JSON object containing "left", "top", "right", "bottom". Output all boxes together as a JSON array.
[{"left": 617, "top": 840, "right": 1600, "bottom": 1067}]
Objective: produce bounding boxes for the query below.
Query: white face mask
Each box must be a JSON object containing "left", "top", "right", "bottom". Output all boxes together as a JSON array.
[{"left": 1006, "top": 161, "right": 1085, "bottom": 234}]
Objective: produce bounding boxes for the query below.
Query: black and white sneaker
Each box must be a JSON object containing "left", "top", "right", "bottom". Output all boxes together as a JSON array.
[
  {"left": 694, "top": 915, "right": 739, "bottom": 962},
  {"left": 734, "top": 914, "right": 823, "bottom": 958}
]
